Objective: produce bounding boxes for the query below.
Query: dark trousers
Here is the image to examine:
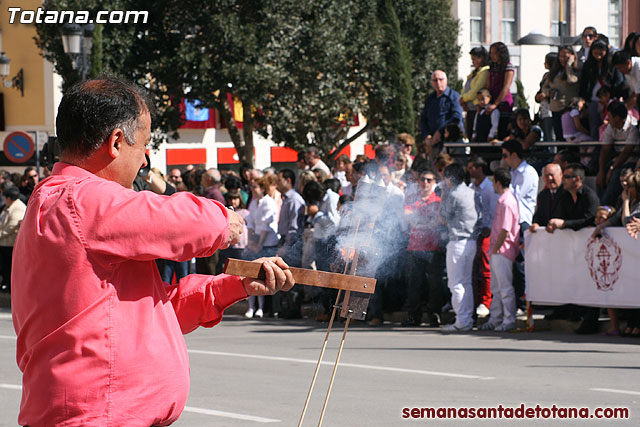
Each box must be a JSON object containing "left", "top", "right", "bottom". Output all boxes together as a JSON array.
[
  {"left": 217, "top": 247, "right": 244, "bottom": 275},
  {"left": 497, "top": 107, "right": 513, "bottom": 140},
  {"left": 551, "top": 111, "right": 565, "bottom": 141},
  {"left": 196, "top": 252, "right": 218, "bottom": 275},
  {"left": 405, "top": 250, "right": 447, "bottom": 323},
  {"left": 161, "top": 260, "right": 189, "bottom": 284},
  {"left": 512, "top": 222, "right": 529, "bottom": 310},
  {"left": 540, "top": 116, "right": 554, "bottom": 141},
  {"left": 314, "top": 239, "right": 337, "bottom": 314},
  {"left": 0, "top": 246, "right": 13, "bottom": 291},
  {"left": 464, "top": 109, "right": 476, "bottom": 140}
]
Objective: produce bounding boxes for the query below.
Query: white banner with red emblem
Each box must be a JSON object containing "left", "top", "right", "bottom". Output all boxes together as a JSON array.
[{"left": 525, "top": 228, "right": 640, "bottom": 308}]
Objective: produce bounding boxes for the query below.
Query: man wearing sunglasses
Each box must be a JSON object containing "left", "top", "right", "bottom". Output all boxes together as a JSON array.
[
  {"left": 546, "top": 163, "right": 599, "bottom": 233},
  {"left": 403, "top": 168, "right": 446, "bottom": 327},
  {"left": 546, "top": 163, "right": 600, "bottom": 334}
]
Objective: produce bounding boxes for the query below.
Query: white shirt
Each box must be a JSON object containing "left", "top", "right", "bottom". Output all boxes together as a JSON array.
[
  {"left": 312, "top": 189, "right": 341, "bottom": 240},
  {"left": 310, "top": 159, "right": 332, "bottom": 177},
  {"left": 626, "top": 57, "right": 640, "bottom": 94},
  {"left": 246, "top": 195, "right": 280, "bottom": 247},
  {"left": 602, "top": 115, "right": 640, "bottom": 149},
  {"left": 509, "top": 160, "right": 539, "bottom": 226}
]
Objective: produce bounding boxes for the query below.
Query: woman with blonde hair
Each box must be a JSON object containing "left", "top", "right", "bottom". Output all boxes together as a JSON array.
[
  {"left": 261, "top": 172, "right": 282, "bottom": 216},
  {"left": 297, "top": 170, "right": 318, "bottom": 194}
]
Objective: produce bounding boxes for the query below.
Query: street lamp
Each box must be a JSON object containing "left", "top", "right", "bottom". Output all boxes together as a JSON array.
[
  {"left": 517, "top": 32, "right": 581, "bottom": 47},
  {"left": 61, "top": 23, "right": 95, "bottom": 81},
  {"left": 0, "top": 52, "right": 24, "bottom": 97}
]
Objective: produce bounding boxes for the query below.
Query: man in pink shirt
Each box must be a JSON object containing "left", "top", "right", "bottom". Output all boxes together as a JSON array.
[
  {"left": 479, "top": 168, "right": 520, "bottom": 332},
  {"left": 11, "top": 77, "right": 294, "bottom": 427}
]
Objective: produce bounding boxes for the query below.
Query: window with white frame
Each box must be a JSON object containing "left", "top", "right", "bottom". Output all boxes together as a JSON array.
[
  {"left": 502, "top": 0, "right": 517, "bottom": 44},
  {"left": 608, "top": 0, "right": 622, "bottom": 48},
  {"left": 551, "top": 0, "right": 569, "bottom": 37},
  {"left": 470, "top": 0, "right": 484, "bottom": 43}
]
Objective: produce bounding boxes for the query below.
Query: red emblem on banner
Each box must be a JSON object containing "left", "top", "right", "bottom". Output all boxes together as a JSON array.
[{"left": 585, "top": 234, "right": 622, "bottom": 291}]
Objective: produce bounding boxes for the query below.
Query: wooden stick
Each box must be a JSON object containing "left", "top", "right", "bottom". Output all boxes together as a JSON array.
[
  {"left": 297, "top": 289, "right": 342, "bottom": 427},
  {"left": 223, "top": 259, "right": 376, "bottom": 294},
  {"left": 298, "top": 238, "right": 359, "bottom": 427},
  {"left": 317, "top": 318, "right": 351, "bottom": 427}
]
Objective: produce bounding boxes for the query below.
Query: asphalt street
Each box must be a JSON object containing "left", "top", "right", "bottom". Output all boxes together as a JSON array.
[{"left": 1, "top": 307, "right": 639, "bottom": 426}]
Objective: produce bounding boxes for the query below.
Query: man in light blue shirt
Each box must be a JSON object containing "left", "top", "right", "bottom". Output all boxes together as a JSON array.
[
  {"left": 502, "top": 140, "right": 538, "bottom": 228},
  {"left": 501, "top": 140, "right": 539, "bottom": 310}
]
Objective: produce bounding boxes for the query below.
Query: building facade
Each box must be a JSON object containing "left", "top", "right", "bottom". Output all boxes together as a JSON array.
[
  {"left": 452, "top": 0, "right": 638, "bottom": 127},
  {"left": 0, "top": 0, "right": 63, "bottom": 173}
]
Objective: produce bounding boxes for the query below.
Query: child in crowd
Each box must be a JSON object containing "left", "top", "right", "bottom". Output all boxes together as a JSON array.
[
  {"left": 597, "top": 86, "right": 613, "bottom": 139},
  {"left": 624, "top": 91, "right": 639, "bottom": 120},
  {"left": 480, "top": 168, "right": 520, "bottom": 332},
  {"left": 443, "top": 122, "right": 467, "bottom": 156},
  {"left": 472, "top": 89, "right": 499, "bottom": 142},
  {"left": 562, "top": 98, "right": 592, "bottom": 143},
  {"left": 217, "top": 191, "right": 250, "bottom": 275},
  {"left": 503, "top": 109, "right": 543, "bottom": 150}
]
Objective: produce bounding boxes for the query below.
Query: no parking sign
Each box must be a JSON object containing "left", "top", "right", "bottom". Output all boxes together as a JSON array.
[{"left": 3, "top": 131, "right": 35, "bottom": 164}]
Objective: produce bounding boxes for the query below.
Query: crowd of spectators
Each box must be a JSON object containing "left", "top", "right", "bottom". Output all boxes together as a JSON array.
[
  {"left": 0, "top": 167, "right": 45, "bottom": 293},
  {"left": 4, "top": 25, "right": 640, "bottom": 337},
  {"left": 438, "top": 28, "right": 640, "bottom": 208},
  {"left": 121, "top": 124, "right": 635, "bottom": 336}
]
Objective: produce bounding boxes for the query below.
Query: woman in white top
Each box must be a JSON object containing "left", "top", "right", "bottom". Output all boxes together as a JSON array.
[{"left": 243, "top": 177, "right": 280, "bottom": 318}]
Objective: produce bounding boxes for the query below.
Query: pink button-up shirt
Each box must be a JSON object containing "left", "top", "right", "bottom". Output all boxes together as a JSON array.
[
  {"left": 12, "top": 163, "right": 248, "bottom": 426},
  {"left": 490, "top": 188, "right": 521, "bottom": 262}
]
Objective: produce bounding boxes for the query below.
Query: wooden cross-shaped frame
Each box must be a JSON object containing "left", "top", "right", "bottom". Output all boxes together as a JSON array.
[
  {"left": 223, "top": 259, "right": 377, "bottom": 320},
  {"left": 223, "top": 177, "right": 384, "bottom": 426}
]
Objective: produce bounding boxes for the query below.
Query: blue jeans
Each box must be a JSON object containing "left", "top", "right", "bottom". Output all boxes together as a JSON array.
[{"left": 161, "top": 260, "right": 189, "bottom": 284}]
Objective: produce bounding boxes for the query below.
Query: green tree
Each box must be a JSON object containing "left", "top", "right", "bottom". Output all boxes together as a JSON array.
[
  {"left": 372, "top": 0, "right": 415, "bottom": 139},
  {"left": 394, "top": 0, "right": 460, "bottom": 125},
  {"left": 88, "top": 23, "right": 103, "bottom": 78},
  {"left": 515, "top": 79, "right": 530, "bottom": 110},
  {"left": 34, "top": 0, "right": 459, "bottom": 164}
]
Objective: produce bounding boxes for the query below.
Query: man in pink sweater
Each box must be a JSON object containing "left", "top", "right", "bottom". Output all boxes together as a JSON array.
[
  {"left": 479, "top": 167, "right": 520, "bottom": 332},
  {"left": 11, "top": 77, "right": 294, "bottom": 426}
]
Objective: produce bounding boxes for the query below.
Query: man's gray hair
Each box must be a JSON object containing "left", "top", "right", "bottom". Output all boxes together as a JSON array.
[{"left": 206, "top": 168, "right": 222, "bottom": 184}]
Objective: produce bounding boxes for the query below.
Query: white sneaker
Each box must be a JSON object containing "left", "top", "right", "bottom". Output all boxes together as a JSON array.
[
  {"left": 495, "top": 322, "right": 517, "bottom": 332},
  {"left": 476, "top": 304, "right": 490, "bottom": 317},
  {"left": 254, "top": 309, "right": 264, "bottom": 318},
  {"left": 479, "top": 321, "right": 498, "bottom": 331},
  {"left": 244, "top": 308, "right": 254, "bottom": 319},
  {"left": 440, "top": 323, "right": 472, "bottom": 332}
]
